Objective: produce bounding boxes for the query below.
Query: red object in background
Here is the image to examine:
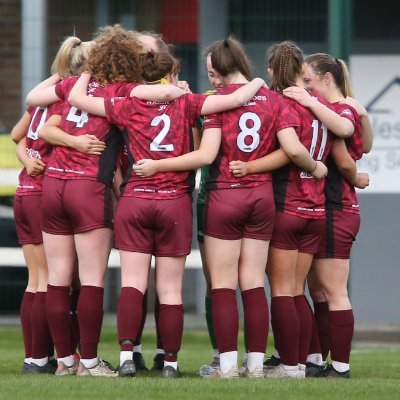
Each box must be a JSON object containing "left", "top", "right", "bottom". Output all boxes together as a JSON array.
[{"left": 160, "top": 0, "right": 198, "bottom": 44}]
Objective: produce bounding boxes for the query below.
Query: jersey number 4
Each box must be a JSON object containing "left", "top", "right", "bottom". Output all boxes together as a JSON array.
[{"left": 66, "top": 107, "right": 89, "bottom": 128}]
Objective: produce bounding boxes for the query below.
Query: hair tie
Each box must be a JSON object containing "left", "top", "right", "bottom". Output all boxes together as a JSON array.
[
  {"left": 73, "top": 40, "right": 82, "bottom": 48},
  {"left": 147, "top": 76, "right": 169, "bottom": 85},
  {"left": 223, "top": 39, "right": 229, "bottom": 48}
]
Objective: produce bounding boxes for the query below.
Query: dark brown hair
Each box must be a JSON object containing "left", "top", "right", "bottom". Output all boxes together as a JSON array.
[
  {"left": 268, "top": 41, "right": 304, "bottom": 92},
  {"left": 306, "top": 53, "right": 353, "bottom": 97},
  {"left": 205, "top": 37, "right": 252, "bottom": 81},
  {"left": 140, "top": 51, "right": 178, "bottom": 83},
  {"left": 87, "top": 24, "right": 144, "bottom": 84}
]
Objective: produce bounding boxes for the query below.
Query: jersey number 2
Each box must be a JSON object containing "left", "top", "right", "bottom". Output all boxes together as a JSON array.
[{"left": 150, "top": 114, "right": 174, "bottom": 152}]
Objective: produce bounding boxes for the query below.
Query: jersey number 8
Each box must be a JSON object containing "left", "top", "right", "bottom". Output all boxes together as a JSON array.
[{"left": 237, "top": 112, "right": 261, "bottom": 153}]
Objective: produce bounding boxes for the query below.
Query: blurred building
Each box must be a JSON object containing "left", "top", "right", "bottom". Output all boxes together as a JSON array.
[{"left": 0, "top": 0, "right": 399, "bottom": 323}]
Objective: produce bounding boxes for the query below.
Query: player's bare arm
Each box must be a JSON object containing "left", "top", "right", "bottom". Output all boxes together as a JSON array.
[
  {"left": 10, "top": 111, "right": 32, "bottom": 143},
  {"left": 200, "top": 78, "right": 266, "bottom": 115},
  {"left": 229, "top": 148, "right": 290, "bottom": 177},
  {"left": 15, "top": 137, "right": 45, "bottom": 176},
  {"left": 331, "top": 138, "right": 369, "bottom": 188},
  {"left": 133, "top": 128, "right": 222, "bottom": 177},
  {"left": 283, "top": 86, "right": 354, "bottom": 138},
  {"left": 25, "top": 73, "right": 62, "bottom": 107},
  {"left": 343, "top": 96, "right": 373, "bottom": 153},
  {"left": 69, "top": 73, "right": 106, "bottom": 117},
  {"left": 40, "top": 114, "right": 106, "bottom": 155},
  {"left": 277, "top": 127, "right": 328, "bottom": 179}
]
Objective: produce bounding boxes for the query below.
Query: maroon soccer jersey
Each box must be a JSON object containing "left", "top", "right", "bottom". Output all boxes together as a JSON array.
[
  {"left": 16, "top": 102, "right": 63, "bottom": 195},
  {"left": 202, "top": 85, "right": 299, "bottom": 189},
  {"left": 324, "top": 102, "right": 362, "bottom": 214},
  {"left": 273, "top": 95, "right": 335, "bottom": 219},
  {"left": 104, "top": 93, "right": 206, "bottom": 199},
  {"left": 45, "top": 77, "right": 136, "bottom": 185}
]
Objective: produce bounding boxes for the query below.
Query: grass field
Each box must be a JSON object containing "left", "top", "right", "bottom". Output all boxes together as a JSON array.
[{"left": 0, "top": 326, "right": 399, "bottom": 400}]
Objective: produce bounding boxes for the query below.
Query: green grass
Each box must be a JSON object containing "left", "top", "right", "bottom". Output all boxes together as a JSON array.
[{"left": 0, "top": 326, "right": 399, "bottom": 400}]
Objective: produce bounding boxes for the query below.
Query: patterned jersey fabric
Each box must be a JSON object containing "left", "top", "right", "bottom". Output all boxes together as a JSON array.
[
  {"left": 104, "top": 92, "right": 206, "bottom": 199},
  {"left": 203, "top": 84, "right": 300, "bottom": 190}
]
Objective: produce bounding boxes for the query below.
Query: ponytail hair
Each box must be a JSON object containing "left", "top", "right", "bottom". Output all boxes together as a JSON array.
[
  {"left": 268, "top": 41, "right": 304, "bottom": 92},
  {"left": 305, "top": 53, "right": 354, "bottom": 98},
  {"left": 51, "top": 36, "right": 92, "bottom": 78},
  {"left": 205, "top": 37, "right": 252, "bottom": 81},
  {"left": 140, "top": 51, "right": 177, "bottom": 83}
]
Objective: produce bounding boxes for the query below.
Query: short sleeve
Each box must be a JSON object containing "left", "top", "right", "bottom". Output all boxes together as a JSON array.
[{"left": 104, "top": 96, "right": 128, "bottom": 126}]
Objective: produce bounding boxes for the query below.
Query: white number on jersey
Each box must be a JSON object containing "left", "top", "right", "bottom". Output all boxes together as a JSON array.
[
  {"left": 27, "top": 107, "right": 48, "bottom": 140},
  {"left": 150, "top": 114, "right": 174, "bottom": 152},
  {"left": 310, "top": 119, "right": 328, "bottom": 160},
  {"left": 66, "top": 106, "right": 89, "bottom": 128},
  {"left": 236, "top": 112, "right": 261, "bottom": 153}
]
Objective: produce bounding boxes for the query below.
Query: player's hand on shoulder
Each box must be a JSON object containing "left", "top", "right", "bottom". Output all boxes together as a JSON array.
[
  {"left": 178, "top": 80, "right": 191, "bottom": 93},
  {"left": 283, "top": 86, "right": 314, "bottom": 107},
  {"left": 355, "top": 172, "right": 370, "bottom": 189},
  {"left": 343, "top": 96, "right": 368, "bottom": 117},
  {"left": 229, "top": 160, "right": 248, "bottom": 177},
  {"left": 132, "top": 159, "right": 158, "bottom": 177}
]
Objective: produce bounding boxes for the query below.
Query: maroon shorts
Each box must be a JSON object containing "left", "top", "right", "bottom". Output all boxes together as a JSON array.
[
  {"left": 41, "top": 176, "right": 113, "bottom": 235},
  {"left": 203, "top": 182, "right": 275, "bottom": 240},
  {"left": 270, "top": 211, "right": 324, "bottom": 254},
  {"left": 14, "top": 194, "right": 43, "bottom": 245},
  {"left": 314, "top": 209, "right": 360, "bottom": 259},
  {"left": 114, "top": 194, "right": 193, "bottom": 257}
]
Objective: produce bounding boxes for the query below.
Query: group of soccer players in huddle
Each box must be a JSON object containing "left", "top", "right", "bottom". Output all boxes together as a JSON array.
[{"left": 12, "top": 23, "right": 372, "bottom": 379}]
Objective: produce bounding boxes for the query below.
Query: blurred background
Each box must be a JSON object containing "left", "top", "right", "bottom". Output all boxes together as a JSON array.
[{"left": 0, "top": 0, "right": 399, "bottom": 332}]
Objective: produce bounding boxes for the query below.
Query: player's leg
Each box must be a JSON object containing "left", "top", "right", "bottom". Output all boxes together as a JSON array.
[
  {"left": 238, "top": 237, "right": 269, "bottom": 378},
  {"left": 307, "top": 263, "right": 329, "bottom": 372},
  {"left": 205, "top": 235, "right": 241, "bottom": 378},
  {"left": 153, "top": 194, "right": 192, "bottom": 378},
  {"left": 44, "top": 231, "right": 77, "bottom": 375},
  {"left": 70, "top": 262, "right": 81, "bottom": 360},
  {"left": 315, "top": 257, "right": 352, "bottom": 377},
  {"left": 265, "top": 245, "right": 303, "bottom": 378},
  {"left": 30, "top": 243, "right": 56, "bottom": 373},
  {"left": 155, "top": 255, "right": 186, "bottom": 378},
  {"left": 294, "top": 251, "right": 315, "bottom": 374},
  {"left": 132, "top": 287, "right": 149, "bottom": 372},
  {"left": 117, "top": 250, "right": 152, "bottom": 377},
  {"left": 74, "top": 227, "right": 116, "bottom": 377},
  {"left": 14, "top": 195, "right": 38, "bottom": 372},
  {"left": 19, "top": 244, "right": 38, "bottom": 372},
  {"left": 197, "top": 199, "right": 220, "bottom": 376}
]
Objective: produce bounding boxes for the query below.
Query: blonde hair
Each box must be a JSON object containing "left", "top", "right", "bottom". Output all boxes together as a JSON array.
[
  {"left": 306, "top": 53, "right": 354, "bottom": 97},
  {"left": 51, "top": 36, "right": 92, "bottom": 78}
]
